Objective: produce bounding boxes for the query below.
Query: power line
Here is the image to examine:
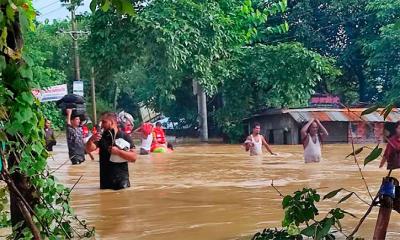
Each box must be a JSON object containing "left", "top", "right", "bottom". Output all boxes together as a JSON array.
[
  {"left": 37, "top": 1, "right": 59, "bottom": 11},
  {"left": 40, "top": 6, "right": 65, "bottom": 17}
]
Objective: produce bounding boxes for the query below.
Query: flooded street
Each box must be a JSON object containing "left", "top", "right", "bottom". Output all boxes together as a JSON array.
[{"left": 49, "top": 140, "right": 400, "bottom": 239}]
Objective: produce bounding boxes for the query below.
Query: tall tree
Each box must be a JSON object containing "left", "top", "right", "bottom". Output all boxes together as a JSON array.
[
  {"left": 364, "top": 0, "right": 400, "bottom": 104},
  {"left": 259, "top": 0, "right": 382, "bottom": 104},
  {"left": 215, "top": 43, "right": 340, "bottom": 141}
]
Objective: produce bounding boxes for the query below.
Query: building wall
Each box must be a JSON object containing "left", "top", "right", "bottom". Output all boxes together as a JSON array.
[
  {"left": 248, "top": 115, "right": 363, "bottom": 144},
  {"left": 249, "top": 114, "right": 299, "bottom": 145},
  {"left": 348, "top": 122, "right": 385, "bottom": 144},
  {"left": 322, "top": 122, "right": 348, "bottom": 143}
]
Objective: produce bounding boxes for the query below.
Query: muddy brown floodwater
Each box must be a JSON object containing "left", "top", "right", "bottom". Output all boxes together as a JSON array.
[{"left": 49, "top": 139, "right": 400, "bottom": 240}]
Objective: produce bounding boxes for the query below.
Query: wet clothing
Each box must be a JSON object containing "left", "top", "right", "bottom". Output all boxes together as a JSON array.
[
  {"left": 140, "top": 134, "right": 153, "bottom": 155},
  {"left": 249, "top": 135, "right": 263, "bottom": 156},
  {"left": 97, "top": 130, "right": 134, "bottom": 190},
  {"left": 66, "top": 124, "right": 85, "bottom": 164},
  {"left": 304, "top": 134, "right": 321, "bottom": 163},
  {"left": 153, "top": 128, "right": 166, "bottom": 144},
  {"left": 383, "top": 136, "right": 400, "bottom": 170},
  {"left": 45, "top": 127, "right": 56, "bottom": 151}
]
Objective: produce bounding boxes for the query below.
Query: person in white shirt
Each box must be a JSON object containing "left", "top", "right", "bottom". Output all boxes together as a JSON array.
[
  {"left": 244, "top": 122, "right": 276, "bottom": 156},
  {"left": 301, "top": 118, "right": 329, "bottom": 163}
]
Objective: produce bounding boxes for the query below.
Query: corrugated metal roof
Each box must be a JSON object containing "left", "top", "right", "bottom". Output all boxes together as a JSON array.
[{"left": 286, "top": 108, "right": 400, "bottom": 123}]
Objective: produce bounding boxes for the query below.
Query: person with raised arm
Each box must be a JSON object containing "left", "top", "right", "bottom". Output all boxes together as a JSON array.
[
  {"left": 301, "top": 118, "right": 329, "bottom": 163},
  {"left": 65, "top": 109, "right": 85, "bottom": 165}
]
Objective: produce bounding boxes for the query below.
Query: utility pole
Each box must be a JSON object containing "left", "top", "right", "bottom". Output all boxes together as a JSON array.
[
  {"left": 90, "top": 67, "right": 97, "bottom": 123},
  {"left": 71, "top": 8, "right": 80, "bottom": 81},
  {"left": 57, "top": 2, "right": 89, "bottom": 87},
  {"left": 193, "top": 80, "right": 208, "bottom": 142}
]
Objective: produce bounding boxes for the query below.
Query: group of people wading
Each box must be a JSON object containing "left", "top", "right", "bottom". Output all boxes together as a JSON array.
[
  {"left": 244, "top": 118, "right": 329, "bottom": 163},
  {"left": 244, "top": 118, "right": 400, "bottom": 169},
  {"left": 49, "top": 109, "right": 400, "bottom": 190},
  {"left": 57, "top": 109, "right": 171, "bottom": 190}
]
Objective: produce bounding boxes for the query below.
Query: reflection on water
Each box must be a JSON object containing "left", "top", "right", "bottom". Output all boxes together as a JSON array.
[{"left": 49, "top": 141, "right": 400, "bottom": 239}]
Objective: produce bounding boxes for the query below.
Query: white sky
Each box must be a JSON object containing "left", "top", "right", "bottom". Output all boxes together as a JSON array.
[{"left": 33, "top": 0, "right": 91, "bottom": 22}]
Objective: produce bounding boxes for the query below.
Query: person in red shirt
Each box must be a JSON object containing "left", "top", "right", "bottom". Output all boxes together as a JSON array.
[{"left": 380, "top": 121, "right": 400, "bottom": 169}]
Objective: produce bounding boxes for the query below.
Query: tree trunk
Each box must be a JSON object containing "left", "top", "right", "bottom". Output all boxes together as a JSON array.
[
  {"left": 8, "top": 153, "right": 40, "bottom": 239},
  {"left": 357, "top": 70, "right": 368, "bottom": 103}
]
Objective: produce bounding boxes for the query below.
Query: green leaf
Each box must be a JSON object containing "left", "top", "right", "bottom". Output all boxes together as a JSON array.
[
  {"left": 346, "top": 147, "right": 364, "bottom": 158},
  {"left": 0, "top": 56, "right": 5, "bottom": 71},
  {"left": 338, "top": 192, "right": 353, "bottom": 204},
  {"left": 121, "top": 0, "right": 136, "bottom": 16},
  {"left": 342, "top": 210, "right": 357, "bottom": 218},
  {"left": 0, "top": 131, "right": 6, "bottom": 142},
  {"left": 101, "top": 0, "right": 111, "bottom": 12},
  {"left": 323, "top": 188, "right": 343, "bottom": 200},
  {"left": 331, "top": 208, "right": 345, "bottom": 219},
  {"left": 361, "top": 105, "right": 379, "bottom": 116},
  {"left": 282, "top": 195, "right": 292, "bottom": 208},
  {"left": 383, "top": 103, "right": 395, "bottom": 120},
  {"left": 19, "top": 65, "right": 33, "bottom": 80},
  {"left": 287, "top": 222, "right": 300, "bottom": 236},
  {"left": 278, "top": 0, "right": 288, "bottom": 12},
  {"left": 316, "top": 218, "right": 333, "bottom": 239},
  {"left": 301, "top": 224, "right": 316, "bottom": 237},
  {"left": 90, "top": 0, "right": 98, "bottom": 12},
  {"left": 364, "top": 146, "right": 383, "bottom": 166},
  {"left": 32, "top": 143, "right": 44, "bottom": 155},
  {"left": 6, "top": 4, "right": 15, "bottom": 21},
  {"left": 283, "top": 21, "right": 289, "bottom": 32},
  {"left": 21, "top": 92, "right": 34, "bottom": 105}
]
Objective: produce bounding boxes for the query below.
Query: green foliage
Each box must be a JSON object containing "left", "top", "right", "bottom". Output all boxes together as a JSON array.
[
  {"left": 85, "top": 0, "right": 292, "bottom": 131},
  {"left": 282, "top": 188, "right": 320, "bottom": 227},
  {"left": 0, "top": 187, "right": 10, "bottom": 228},
  {"left": 23, "top": 21, "right": 72, "bottom": 130},
  {"left": 254, "top": 188, "right": 355, "bottom": 240},
  {"left": 90, "top": 0, "right": 137, "bottom": 15},
  {"left": 40, "top": 102, "right": 64, "bottom": 130},
  {"left": 361, "top": 106, "right": 379, "bottom": 116},
  {"left": 364, "top": 145, "right": 383, "bottom": 166},
  {"left": 323, "top": 188, "right": 343, "bottom": 200},
  {"left": 364, "top": 0, "right": 400, "bottom": 104},
  {"left": 252, "top": 228, "right": 298, "bottom": 240},
  {"left": 216, "top": 43, "right": 340, "bottom": 141},
  {"left": 264, "top": 0, "right": 400, "bottom": 106},
  {"left": 346, "top": 147, "right": 364, "bottom": 158}
]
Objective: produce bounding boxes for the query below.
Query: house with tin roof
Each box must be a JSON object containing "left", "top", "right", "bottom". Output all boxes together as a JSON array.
[{"left": 245, "top": 108, "right": 400, "bottom": 145}]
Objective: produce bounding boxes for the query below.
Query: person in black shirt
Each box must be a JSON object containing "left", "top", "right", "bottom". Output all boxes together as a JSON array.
[{"left": 86, "top": 112, "right": 137, "bottom": 190}]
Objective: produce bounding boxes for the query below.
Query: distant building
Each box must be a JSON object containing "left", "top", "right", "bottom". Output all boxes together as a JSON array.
[{"left": 245, "top": 108, "right": 400, "bottom": 145}]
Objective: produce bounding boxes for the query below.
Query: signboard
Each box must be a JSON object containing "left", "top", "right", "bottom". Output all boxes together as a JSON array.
[
  {"left": 139, "top": 103, "right": 160, "bottom": 122},
  {"left": 73, "top": 81, "right": 84, "bottom": 96},
  {"left": 309, "top": 94, "right": 340, "bottom": 107},
  {"left": 32, "top": 84, "right": 68, "bottom": 102}
]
